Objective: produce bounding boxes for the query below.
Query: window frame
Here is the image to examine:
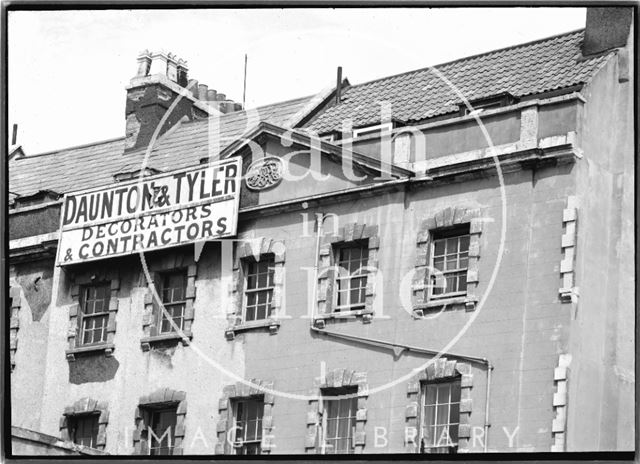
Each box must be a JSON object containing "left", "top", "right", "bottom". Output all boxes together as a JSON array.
[
  {"left": 427, "top": 226, "right": 470, "bottom": 302},
  {"left": 242, "top": 256, "right": 276, "bottom": 323},
  {"left": 352, "top": 122, "right": 393, "bottom": 139},
  {"left": 231, "top": 396, "right": 265, "bottom": 455},
  {"left": 319, "top": 387, "right": 358, "bottom": 455},
  {"left": 157, "top": 270, "right": 188, "bottom": 335},
  {"left": 332, "top": 241, "right": 370, "bottom": 313},
  {"left": 68, "top": 413, "right": 100, "bottom": 448},
  {"left": 418, "top": 379, "right": 461, "bottom": 454},
  {"left": 145, "top": 405, "right": 178, "bottom": 456},
  {"left": 78, "top": 282, "right": 111, "bottom": 347}
]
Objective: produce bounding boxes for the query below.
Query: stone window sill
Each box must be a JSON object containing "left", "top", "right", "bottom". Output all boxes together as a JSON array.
[
  {"left": 66, "top": 343, "right": 115, "bottom": 361},
  {"left": 413, "top": 296, "right": 477, "bottom": 317},
  {"left": 225, "top": 319, "right": 281, "bottom": 340},
  {"left": 141, "top": 332, "right": 192, "bottom": 351},
  {"left": 313, "top": 309, "right": 374, "bottom": 327}
]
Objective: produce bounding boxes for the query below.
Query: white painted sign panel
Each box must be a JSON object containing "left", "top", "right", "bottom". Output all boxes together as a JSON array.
[{"left": 57, "top": 158, "right": 241, "bottom": 265}]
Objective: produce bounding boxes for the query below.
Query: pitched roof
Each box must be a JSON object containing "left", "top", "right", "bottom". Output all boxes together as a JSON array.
[
  {"left": 304, "top": 29, "right": 613, "bottom": 134},
  {"left": 9, "top": 96, "right": 312, "bottom": 197},
  {"left": 10, "top": 28, "right": 615, "bottom": 198}
]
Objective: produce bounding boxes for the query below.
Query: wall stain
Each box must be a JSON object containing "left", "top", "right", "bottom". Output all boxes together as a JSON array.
[{"left": 69, "top": 354, "right": 119, "bottom": 384}]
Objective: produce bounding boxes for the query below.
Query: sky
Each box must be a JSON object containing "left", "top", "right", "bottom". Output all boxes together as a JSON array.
[{"left": 8, "top": 7, "right": 587, "bottom": 155}]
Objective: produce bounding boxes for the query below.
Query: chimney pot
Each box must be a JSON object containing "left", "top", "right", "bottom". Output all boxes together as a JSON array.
[
  {"left": 216, "top": 93, "right": 226, "bottom": 102},
  {"left": 167, "top": 60, "right": 178, "bottom": 83},
  {"left": 198, "top": 84, "right": 209, "bottom": 100},
  {"left": 136, "top": 52, "right": 152, "bottom": 77},
  {"left": 148, "top": 52, "right": 169, "bottom": 76},
  {"left": 207, "top": 89, "right": 218, "bottom": 101},
  {"left": 177, "top": 65, "right": 188, "bottom": 87}
]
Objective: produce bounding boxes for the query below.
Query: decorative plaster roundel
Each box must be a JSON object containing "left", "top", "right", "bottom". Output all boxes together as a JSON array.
[{"left": 245, "top": 156, "right": 284, "bottom": 191}]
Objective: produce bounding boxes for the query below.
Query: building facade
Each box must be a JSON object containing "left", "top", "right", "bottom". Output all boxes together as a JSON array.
[{"left": 8, "top": 8, "right": 635, "bottom": 455}]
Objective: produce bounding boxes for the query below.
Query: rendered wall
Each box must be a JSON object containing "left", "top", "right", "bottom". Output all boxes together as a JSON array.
[
  {"left": 567, "top": 27, "right": 635, "bottom": 452},
  {"left": 234, "top": 160, "right": 575, "bottom": 453}
]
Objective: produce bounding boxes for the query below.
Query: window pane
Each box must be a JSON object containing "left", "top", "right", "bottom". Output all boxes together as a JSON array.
[
  {"left": 428, "top": 230, "right": 470, "bottom": 299},
  {"left": 423, "top": 404, "right": 436, "bottom": 429},
  {"left": 446, "top": 238, "right": 457, "bottom": 253},
  {"left": 436, "top": 404, "right": 449, "bottom": 425},
  {"left": 149, "top": 407, "right": 177, "bottom": 456},
  {"left": 71, "top": 415, "right": 99, "bottom": 448},
  {"left": 234, "top": 398, "right": 263, "bottom": 454},
  {"left": 434, "top": 425, "right": 446, "bottom": 445},
  {"left": 335, "top": 244, "right": 369, "bottom": 309},
  {"left": 337, "top": 416, "right": 351, "bottom": 438},
  {"left": 161, "top": 271, "right": 187, "bottom": 304},
  {"left": 459, "top": 235, "right": 470, "bottom": 252},
  {"left": 421, "top": 380, "right": 461, "bottom": 453},
  {"left": 458, "top": 274, "right": 467, "bottom": 292},
  {"left": 433, "top": 239, "right": 445, "bottom": 256},
  {"left": 450, "top": 403, "right": 460, "bottom": 421},
  {"left": 449, "top": 424, "right": 459, "bottom": 442},
  {"left": 425, "top": 384, "right": 437, "bottom": 404},
  {"left": 257, "top": 271, "right": 268, "bottom": 288},
  {"left": 244, "top": 257, "right": 274, "bottom": 321},
  {"left": 437, "top": 384, "right": 450, "bottom": 403},
  {"left": 451, "top": 382, "right": 461, "bottom": 402}
]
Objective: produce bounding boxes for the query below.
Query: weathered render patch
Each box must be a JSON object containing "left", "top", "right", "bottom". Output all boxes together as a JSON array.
[
  {"left": 15, "top": 260, "right": 54, "bottom": 322},
  {"left": 68, "top": 355, "right": 120, "bottom": 385}
]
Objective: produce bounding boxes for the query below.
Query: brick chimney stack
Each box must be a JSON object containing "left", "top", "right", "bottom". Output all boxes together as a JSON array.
[
  {"left": 582, "top": 7, "right": 633, "bottom": 57},
  {"left": 124, "top": 50, "right": 244, "bottom": 153}
]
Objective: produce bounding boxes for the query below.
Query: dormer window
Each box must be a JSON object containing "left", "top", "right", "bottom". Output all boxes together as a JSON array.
[
  {"left": 320, "top": 131, "right": 341, "bottom": 143},
  {"left": 12, "top": 189, "right": 61, "bottom": 209},
  {"left": 113, "top": 167, "right": 161, "bottom": 182},
  {"left": 459, "top": 92, "right": 516, "bottom": 116},
  {"left": 352, "top": 122, "right": 393, "bottom": 139}
]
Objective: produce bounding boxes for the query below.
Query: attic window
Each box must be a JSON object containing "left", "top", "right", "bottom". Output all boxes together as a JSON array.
[
  {"left": 320, "top": 131, "right": 342, "bottom": 143},
  {"left": 459, "top": 92, "right": 516, "bottom": 116},
  {"left": 352, "top": 122, "right": 393, "bottom": 139},
  {"left": 12, "top": 190, "right": 61, "bottom": 209},
  {"left": 113, "top": 167, "right": 161, "bottom": 182}
]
